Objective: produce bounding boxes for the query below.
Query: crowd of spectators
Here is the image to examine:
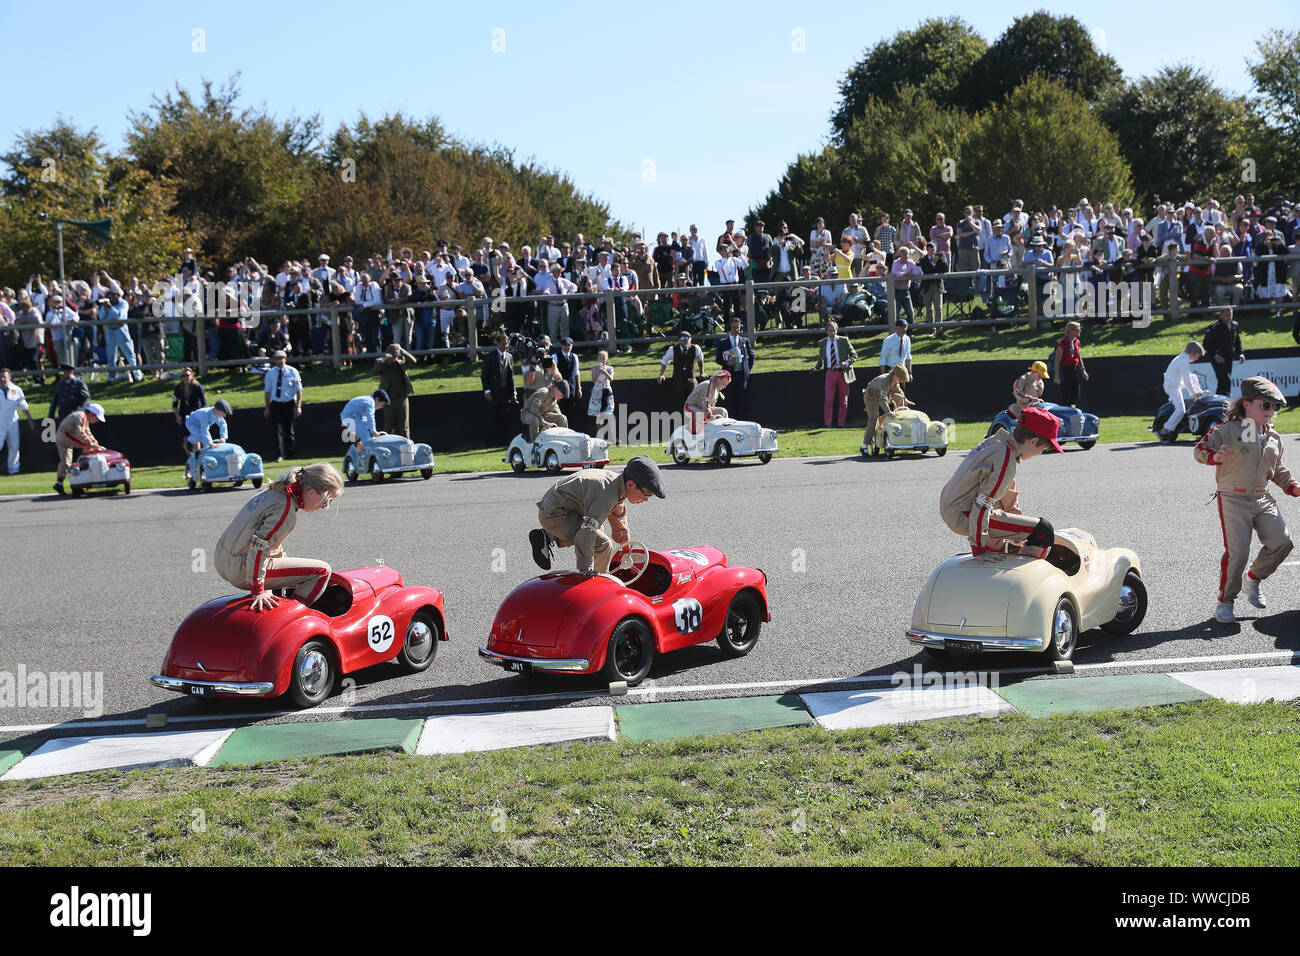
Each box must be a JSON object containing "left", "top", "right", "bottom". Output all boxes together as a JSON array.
[{"left": 0, "top": 193, "right": 1296, "bottom": 386}]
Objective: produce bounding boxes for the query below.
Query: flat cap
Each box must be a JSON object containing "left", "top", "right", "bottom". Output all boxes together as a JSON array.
[
  {"left": 623, "top": 455, "right": 665, "bottom": 499},
  {"left": 1240, "top": 376, "right": 1285, "bottom": 405}
]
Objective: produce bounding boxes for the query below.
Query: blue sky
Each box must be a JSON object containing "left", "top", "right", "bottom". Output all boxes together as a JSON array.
[{"left": 2, "top": 1, "right": 1285, "bottom": 240}]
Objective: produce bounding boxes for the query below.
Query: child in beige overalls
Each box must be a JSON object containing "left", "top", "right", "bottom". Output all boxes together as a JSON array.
[{"left": 1193, "top": 376, "right": 1299, "bottom": 623}]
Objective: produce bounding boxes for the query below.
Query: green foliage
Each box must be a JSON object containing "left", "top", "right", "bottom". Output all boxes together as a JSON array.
[
  {"left": 830, "top": 17, "right": 986, "bottom": 140},
  {"left": 961, "top": 11, "right": 1121, "bottom": 113},
  {"left": 1242, "top": 29, "right": 1300, "bottom": 197},
  {"left": 955, "top": 78, "right": 1134, "bottom": 216},
  {"left": 511, "top": 158, "right": 628, "bottom": 246},
  {"left": 1098, "top": 66, "right": 1246, "bottom": 207},
  {"left": 125, "top": 76, "right": 321, "bottom": 270},
  {"left": 0, "top": 122, "right": 184, "bottom": 287}
]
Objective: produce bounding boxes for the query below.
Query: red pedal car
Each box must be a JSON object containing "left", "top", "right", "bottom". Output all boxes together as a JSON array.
[
  {"left": 69, "top": 448, "right": 132, "bottom": 496},
  {"left": 149, "top": 566, "right": 447, "bottom": 708},
  {"left": 479, "top": 543, "right": 769, "bottom": 685}
]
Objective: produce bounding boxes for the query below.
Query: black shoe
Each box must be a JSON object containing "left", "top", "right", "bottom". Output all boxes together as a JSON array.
[
  {"left": 53, "top": 482, "right": 66, "bottom": 496},
  {"left": 529, "top": 529, "right": 553, "bottom": 570}
]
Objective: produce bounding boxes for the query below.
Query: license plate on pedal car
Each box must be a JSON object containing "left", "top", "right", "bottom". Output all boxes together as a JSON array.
[
  {"left": 945, "top": 639, "right": 983, "bottom": 653},
  {"left": 505, "top": 661, "right": 532, "bottom": 674},
  {"left": 184, "top": 683, "right": 212, "bottom": 696}
]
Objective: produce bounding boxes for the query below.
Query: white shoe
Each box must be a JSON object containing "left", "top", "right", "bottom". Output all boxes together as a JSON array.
[
  {"left": 1245, "top": 576, "right": 1266, "bottom": 609},
  {"left": 1213, "top": 601, "right": 1236, "bottom": 624}
]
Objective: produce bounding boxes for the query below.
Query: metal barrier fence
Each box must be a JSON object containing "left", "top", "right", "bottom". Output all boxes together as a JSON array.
[{"left": 3, "top": 251, "right": 1296, "bottom": 380}]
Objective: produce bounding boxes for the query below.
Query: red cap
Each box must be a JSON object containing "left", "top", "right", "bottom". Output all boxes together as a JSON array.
[{"left": 1019, "top": 406, "right": 1063, "bottom": 453}]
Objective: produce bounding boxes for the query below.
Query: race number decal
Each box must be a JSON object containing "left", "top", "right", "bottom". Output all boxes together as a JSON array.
[
  {"left": 672, "top": 598, "right": 703, "bottom": 634},
  {"left": 668, "top": 549, "right": 709, "bottom": 566},
  {"left": 367, "top": 614, "right": 396, "bottom": 653}
]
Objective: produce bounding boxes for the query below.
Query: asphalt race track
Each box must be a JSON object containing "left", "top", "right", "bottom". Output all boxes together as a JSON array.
[{"left": 3, "top": 440, "right": 1298, "bottom": 733}]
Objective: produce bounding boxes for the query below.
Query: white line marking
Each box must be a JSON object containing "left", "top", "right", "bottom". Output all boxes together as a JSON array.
[{"left": 3, "top": 651, "right": 1297, "bottom": 737}]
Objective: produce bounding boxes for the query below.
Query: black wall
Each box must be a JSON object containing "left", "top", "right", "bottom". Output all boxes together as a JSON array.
[{"left": 20, "top": 348, "right": 1296, "bottom": 470}]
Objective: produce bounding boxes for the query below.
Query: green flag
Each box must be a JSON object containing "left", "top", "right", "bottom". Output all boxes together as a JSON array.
[{"left": 54, "top": 217, "right": 112, "bottom": 241}]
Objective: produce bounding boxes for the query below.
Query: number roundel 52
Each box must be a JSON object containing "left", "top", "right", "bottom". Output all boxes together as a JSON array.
[{"left": 367, "top": 614, "right": 396, "bottom": 652}]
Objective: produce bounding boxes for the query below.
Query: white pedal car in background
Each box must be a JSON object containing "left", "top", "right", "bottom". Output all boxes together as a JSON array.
[
  {"left": 666, "top": 418, "right": 778, "bottom": 466},
  {"left": 185, "top": 442, "right": 264, "bottom": 492},
  {"left": 70, "top": 448, "right": 132, "bottom": 496},
  {"left": 506, "top": 427, "right": 611, "bottom": 474},
  {"left": 344, "top": 433, "right": 435, "bottom": 482}
]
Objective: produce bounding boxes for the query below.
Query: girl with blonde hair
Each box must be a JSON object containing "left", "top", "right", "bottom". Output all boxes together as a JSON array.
[{"left": 214, "top": 463, "right": 345, "bottom": 612}]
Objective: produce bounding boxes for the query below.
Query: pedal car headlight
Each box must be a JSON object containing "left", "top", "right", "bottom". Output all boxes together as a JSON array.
[
  {"left": 203, "top": 456, "right": 218, "bottom": 467},
  {"left": 381, "top": 448, "right": 392, "bottom": 458},
  {"left": 560, "top": 442, "right": 572, "bottom": 453}
]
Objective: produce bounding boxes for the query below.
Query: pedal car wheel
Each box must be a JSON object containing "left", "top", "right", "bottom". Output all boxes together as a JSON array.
[
  {"left": 199, "top": 467, "right": 212, "bottom": 492},
  {"left": 234, "top": 479, "right": 244, "bottom": 488},
  {"left": 934, "top": 446, "right": 948, "bottom": 457},
  {"left": 1045, "top": 597, "right": 1078, "bottom": 661},
  {"left": 717, "top": 590, "right": 762, "bottom": 658},
  {"left": 71, "top": 485, "right": 84, "bottom": 498},
  {"left": 397, "top": 610, "right": 440, "bottom": 672},
  {"left": 344, "top": 459, "right": 359, "bottom": 483},
  {"left": 369, "top": 458, "right": 384, "bottom": 482},
  {"left": 251, "top": 477, "right": 263, "bottom": 488},
  {"left": 420, "top": 468, "right": 433, "bottom": 480},
  {"left": 508, "top": 448, "right": 526, "bottom": 473},
  {"left": 289, "top": 639, "right": 336, "bottom": 708},
  {"left": 1100, "top": 570, "right": 1147, "bottom": 636},
  {"left": 123, "top": 481, "right": 131, "bottom": 494},
  {"left": 602, "top": 617, "right": 656, "bottom": 685},
  {"left": 544, "top": 450, "right": 562, "bottom": 474},
  {"left": 713, "top": 440, "right": 732, "bottom": 466},
  {"left": 757, "top": 451, "right": 773, "bottom": 464},
  {"left": 671, "top": 440, "right": 690, "bottom": 465},
  {"left": 1077, "top": 439, "right": 1097, "bottom": 450},
  {"left": 187, "top": 474, "right": 196, "bottom": 491},
  {"left": 885, "top": 447, "right": 896, "bottom": 459}
]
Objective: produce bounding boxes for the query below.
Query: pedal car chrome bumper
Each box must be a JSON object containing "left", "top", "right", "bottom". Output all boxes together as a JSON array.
[
  {"left": 148, "top": 674, "right": 276, "bottom": 695},
  {"left": 905, "top": 629, "right": 1046, "bottom": 652},
  {"left": 478, "top": 648, "right": 590, "bottom": 672}
]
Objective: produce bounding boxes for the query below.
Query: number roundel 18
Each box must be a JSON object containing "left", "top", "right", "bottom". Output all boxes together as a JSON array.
[
  {"left": 672, "top": 598, "right": 703, "bottom": 634},
  {"left": 368, "top": 614, "right": 396, "bottom": 653}
]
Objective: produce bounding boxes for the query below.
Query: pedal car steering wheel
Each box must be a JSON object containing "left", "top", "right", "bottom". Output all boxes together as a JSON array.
[{"left": 615, "top": 540, "right": 651, "bottom": 585}]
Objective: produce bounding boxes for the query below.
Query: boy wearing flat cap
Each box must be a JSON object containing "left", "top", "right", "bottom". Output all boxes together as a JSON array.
[
  {"left": 939, "top": 405, "right": 1061, "bottom": 557},
  {"left": 861, "top": 363, "right": 913, "bottom": 455},
  {"left": 1194, "top": 376, "right": 1298, "bottom": 623},
  {"left": 531, "top": 455, "right": 665, "bottom": 573}
]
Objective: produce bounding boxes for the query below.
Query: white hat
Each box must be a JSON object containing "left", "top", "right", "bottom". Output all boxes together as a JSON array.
[
  {"left": 319, "top": 253, "right": 330, "bottom": 261},
  {"left": 87, "top": 403, "right": 106, "bottom": 420}
]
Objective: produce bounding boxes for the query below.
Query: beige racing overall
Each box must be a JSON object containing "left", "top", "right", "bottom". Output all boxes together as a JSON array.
[
  {"left": 1194, "top": 421, "right": 1298, "bottom": 602},
  {"left": 536, "top": 469, "right": 629, "bottom": 573},
  {"left": 939, "top": 429, "right": 1043, "bottom": 555}
]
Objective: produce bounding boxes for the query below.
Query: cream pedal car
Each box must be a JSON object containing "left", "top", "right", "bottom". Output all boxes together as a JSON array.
[
  {"left": 506, "top": 427, "right": 611, "bottom": 474},
  {"left": 666, "top": 418, "right": 778, "bottom": 466},
  {"left": 69, "top": 448, "right": 132, "bottom": 497},
  {"left": 906, "top": 529, "right": 1145, "bottom": 661},
  {"left": 865, "top": 408, "right": 951, "bottom": 458}
]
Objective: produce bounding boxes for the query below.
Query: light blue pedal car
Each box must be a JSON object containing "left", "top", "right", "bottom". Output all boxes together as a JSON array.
[
  {"left": 343, "top": 434, "right": 435, "bottom": 482},
  {"left": 185, "top": 443, "right": 265, "bottom": 492}
]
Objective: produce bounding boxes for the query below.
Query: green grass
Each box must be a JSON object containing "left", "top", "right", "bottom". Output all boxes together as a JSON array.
[
  {"left": 15, "top": 309, "right": 1296, "bottom": 419},
  {"left": 8, "top": 409, "right": 1300, "bottom": 498},
  {"left": 2, "top": 700, "right": 1297, "bottom": 865}
]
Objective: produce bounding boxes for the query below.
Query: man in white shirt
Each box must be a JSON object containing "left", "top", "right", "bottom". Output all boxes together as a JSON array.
[
  {"left": 541, "top": 265, "right": 575, "bottom": 341},
  {"left": 1003, "top": 200, "right": 1029, "bottom": 267},
  {"left": 448, "top": 244, "right": 471, "bottom": 273},
  {"left": 981, "top": 219, "right": 1013, "bottom": 303},
  {"left": 0, "top": 367, "right": 35, "bottom": 474},
  {"left": 1158, "top": 341, "right": 1207, "bottom": 442},
  {"left": 354, "top": 272, "right": 385, "bottom": 354},
  {"left": 842, "top": 214, "right": 868, "bottom": 277},
  {"left": 879, "top": 318, "right": 912, "bottom": 379},
  {"left": 262, "top": 349, "right": 304, "bottom": 461},
  {"left": 313, "top": 254, "right": 334, "bottom": 288},
  {"left": 688, "top": 226, "right": 708, "bottom": 286}
]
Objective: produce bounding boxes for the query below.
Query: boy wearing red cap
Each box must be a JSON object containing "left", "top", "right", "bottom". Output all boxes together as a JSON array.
[
  {"left": 939, "top": 405, "right": 1061, "bottom": 557},
  {"left": 1194, "top": 376, "right": 1298, "bottom": 623}
]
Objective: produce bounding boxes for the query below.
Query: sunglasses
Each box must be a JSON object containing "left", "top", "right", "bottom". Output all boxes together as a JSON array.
[{"left": 1258, "top": 401, "right": 1282, "bottom": 412}]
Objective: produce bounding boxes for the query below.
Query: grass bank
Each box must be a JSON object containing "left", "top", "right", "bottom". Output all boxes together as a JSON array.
[{"left": 2, "top": 700, "right": 1296, "bottom": 865}]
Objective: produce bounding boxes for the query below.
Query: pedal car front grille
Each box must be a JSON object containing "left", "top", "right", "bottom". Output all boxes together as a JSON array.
[
  {"left": 399, "top": 447, "right": 414, "bottom": 465},
  {"left": 911, "top": 421, "right": 925, "bottom": 444}
]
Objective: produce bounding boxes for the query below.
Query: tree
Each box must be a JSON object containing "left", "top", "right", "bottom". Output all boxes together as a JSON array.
[
  {"left": 961, "top": 12, "right": 1121, "bottom": 113},
  {"left": 955, "top": 78, "right": 1135, "bottom": 218},
  {"left": 831, "top": 17, "right": 986, "bottom": 140},
  {"left": 753, "top": 88, "right": 965, "bottom": 238},
  {"left": 1099, "top": 66, "right": 1246, "bottom": 207},
  {"left": 1242, "top": 29, "right": 1300, "bottom": 197},
  {"left": 126, "top": 75, "right": 321, "bottom": 269},
  {"left": 511, "top": 158, "right": 627, "bottom": 246},
  {"left": 0, "top": 122, "right": 184, "bottom": 288}
]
